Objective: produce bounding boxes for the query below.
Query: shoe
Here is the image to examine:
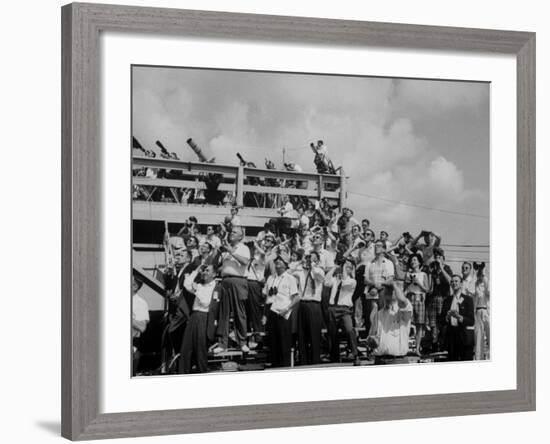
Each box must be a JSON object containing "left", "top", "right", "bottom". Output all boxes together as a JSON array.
[
  {"left": 353, "top": 357, "right": 361, "bottom": 366},
  {"left": 241, "top": 344, "right": 250, "bottom": 353},
  {"left": 212, "top": 346, "right": 226, "bottom": 354}
]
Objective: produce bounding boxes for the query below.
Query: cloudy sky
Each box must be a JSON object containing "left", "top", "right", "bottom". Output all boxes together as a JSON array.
[{"left": 132, "top": 66, "right": 490, "bottom": 247}]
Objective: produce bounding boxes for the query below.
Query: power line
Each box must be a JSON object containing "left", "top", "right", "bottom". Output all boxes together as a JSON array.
[{"left": 348, "top": 191, "right": 489, "bottom": 219}]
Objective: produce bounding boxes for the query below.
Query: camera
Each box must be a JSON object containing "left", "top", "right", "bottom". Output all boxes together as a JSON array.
[
  {"left": 268, "top": 287, "right": 278, "bottom": 297},
  {"left": 473, "top": 261, "right": 486, "bottom": 271},
  {"left": 430, "top": 261, "right": 441, "bottom": 273}
]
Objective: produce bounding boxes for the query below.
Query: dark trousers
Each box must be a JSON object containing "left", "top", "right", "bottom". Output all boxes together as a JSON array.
[
  {"left": 362, "top": 297, "right": 379, "bottom": 335},
  {"left": 217, "top": 277, "right": 248, "bottom": 348},
  {"left": 446, "top": 326, "right": 474, "bottom": 361},
  {"left": 266, "top": 310, "right": 292, "bottom": 367},
  {"left": 180, "top": 311, "right": 209, "bottom": 374},
  {"left": 328, "top": 306, "right": 358, "bottom": 362},
  {"left": 246, "top": 280, "right": 265, "bottom": 333},
  {"left": 298, "top": 301, "right": 322, "bottom": 365}
]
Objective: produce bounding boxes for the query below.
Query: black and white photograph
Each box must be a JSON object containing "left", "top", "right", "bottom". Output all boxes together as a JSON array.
[{"left": 131, "top": 65, "right": 490, "bottom": 376}]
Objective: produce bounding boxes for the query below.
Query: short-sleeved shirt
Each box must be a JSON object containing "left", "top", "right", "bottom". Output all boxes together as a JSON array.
[
  {"left": 366, "top": 258, "right": 395, "bottom": 288},
  {"left": 132, "top": 293, "right": 150, "bottom": 338},
  {"left": 326, "top": 276, "right": 356, "bottom": 307},
  {"left": 264, "top": 272, "right": 299, "bottom": 314},
  {"left": 221, "top": 242, "right": 250, "bottom": 277}
]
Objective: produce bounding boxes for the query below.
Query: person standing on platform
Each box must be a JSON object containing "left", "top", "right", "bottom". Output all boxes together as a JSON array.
[
  {"left": 325, "top": 259, "right": 360, "bottom": 366},
  {"left": 442, "top": 274, "right": 475, "bottom": 361},
  {"left": 263, "top": 254, "right": 300, "bottom": 368},
  {"left": 213, "top": 227, "right": 251, "bottom": 354},
  {"left": 180, "top": 264, "right": 219, "bottom": 373},
  {"left": 293, "top": 251, "right": 325, "bottom": 365},
  {"left": 245, "top": 243, "right": 267, "bottom": 347}
]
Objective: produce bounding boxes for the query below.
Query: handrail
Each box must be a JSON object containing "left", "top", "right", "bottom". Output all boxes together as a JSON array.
[
  {"left": 133, "top": 156, "right": 347, "bottom": 208},
  {"left": 133, "top": 156, "right": 344, "bottom": 183}
]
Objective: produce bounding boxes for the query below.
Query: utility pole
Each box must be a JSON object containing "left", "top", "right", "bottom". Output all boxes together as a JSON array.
[{"left": 282, "top": 146, "right": 286, "bottom": 165}]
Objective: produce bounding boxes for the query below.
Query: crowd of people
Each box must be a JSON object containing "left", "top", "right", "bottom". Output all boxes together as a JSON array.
[{"left": 132, "top": 197, "right": 490, "bottom": 375}]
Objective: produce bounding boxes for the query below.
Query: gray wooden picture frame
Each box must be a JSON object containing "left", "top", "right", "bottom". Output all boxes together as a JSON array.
[{"left": 61, "top": 2, "right": 536, "bottom": 440}]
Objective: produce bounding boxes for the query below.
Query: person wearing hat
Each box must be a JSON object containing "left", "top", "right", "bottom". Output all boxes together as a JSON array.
[
  {"left": 262, "top": 253, "right": 300, "bottom": 367},
  {"left": 213, "top": 226, "right": 251, "bottom": 354},
  {"left": 404, "top": 253, "right": 429, "bottom": 356}
]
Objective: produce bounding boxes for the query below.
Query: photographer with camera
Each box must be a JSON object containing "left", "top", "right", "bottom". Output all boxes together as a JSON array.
[
  {"left": 325, "top": 259, "right": 360, "bottom": 365},
  {"left": 262, "top": 253, "right": 300, "bottom": 367},
  {"left": 293, "top": 251, "right": 325, "bottom": 365},
  {"left": 404, "top": 253, "right": 429, "bottom": 356},
  {"left": 426, "top": 248, "right": 453, "bottom": 352}
]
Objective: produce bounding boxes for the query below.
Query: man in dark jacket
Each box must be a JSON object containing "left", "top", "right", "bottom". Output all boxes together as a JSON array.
[{"left": 441, "top": 274, "right": 475, "bottom": 361}]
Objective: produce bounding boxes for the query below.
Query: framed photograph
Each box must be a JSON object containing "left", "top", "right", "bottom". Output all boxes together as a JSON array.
[{"left": 62, "top": 2, "right": 535, "bottom": 440}]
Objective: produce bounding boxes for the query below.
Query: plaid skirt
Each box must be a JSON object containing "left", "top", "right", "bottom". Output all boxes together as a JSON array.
[
  {"left": 427, "top": 294, "right": 445, "bottom": 328},
  {"left": 407, "top": 292, "right": 426, "bottom": 325}
]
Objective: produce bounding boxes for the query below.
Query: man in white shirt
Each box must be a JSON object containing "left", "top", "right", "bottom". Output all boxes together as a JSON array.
[
  {"left": 180, "top": 264, "right": 219, "bottom": 373},
  {"left": 368, "top": 281, "right": 413, "bottom": 357},
  {"left": 363, "top": 240, "right": 395, "bottom": 335},
  {"left": 293, "top": 251, "right": 325, "bottom": 365},
  {"left": 132, "top": 276, "right": 150, "bottom": 375},
  {"left": 325, "top": 260, "right": 360, "bottom": 365},
  {"left": 263, "top": 254, "right": 300, "bottom": 367},
  {"left": 213, "top": 227, "right": 251, "bottom": 354}
]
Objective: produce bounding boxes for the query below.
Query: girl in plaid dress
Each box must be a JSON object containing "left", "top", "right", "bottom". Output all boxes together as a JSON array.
[{"left": 404, "top": 254, "right": 429, "bottom": 356}]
